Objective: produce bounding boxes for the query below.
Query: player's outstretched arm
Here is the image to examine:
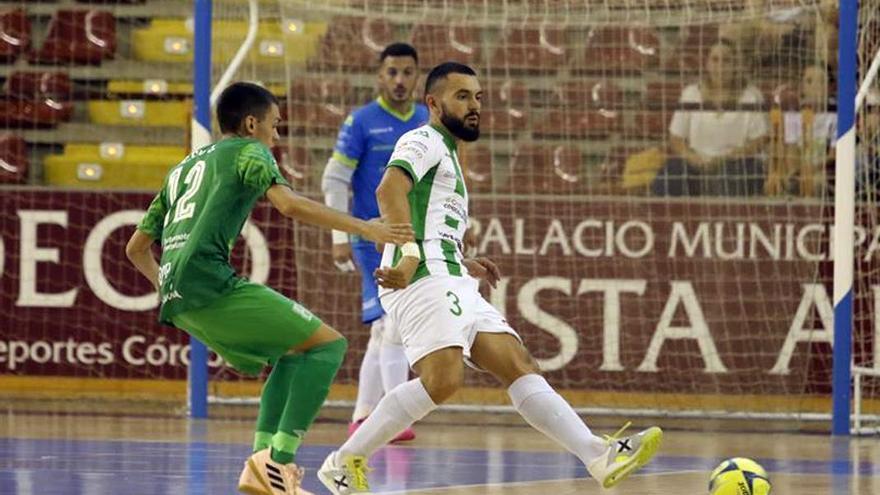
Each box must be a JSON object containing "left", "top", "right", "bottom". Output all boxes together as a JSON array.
[
  {"left": 266, "top": 184, "right": 413, "bottom": 245},
  {"left": 126, "top": 229, "right": 160, "bottom": 290},
  {"left": 374, "top": 167, "right": 419, "bottom": 289}
]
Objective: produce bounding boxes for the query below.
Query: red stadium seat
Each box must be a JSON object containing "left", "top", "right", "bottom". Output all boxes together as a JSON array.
[
  {"left": 410, "top": 23, "right": 482, "bottom": 68},
  {"left": 31, "top": 10, "right": 116, "bottom": 64},
  {"left": 0, "top": 99, "right": 73, "bottom": 128},
  {"left": 484, "top": 79, "right": 528, "bottom": 112},
  {"left": 681, "top": 24, "right": 720, "bottom": 50},
  {"left": 423, "top": 0, "right": 496, "bottom": 6},
  {"left": 575, "top": 27, "right": 659, "bottom": 73},
  {"left": 288, "top": 76, "right": 353, "bottom": 106},
  {"left": 661, "top": 50, "right": 702, "bottom": 74},
  {"left": 0, "top": 72, "right": 74, "bottom": 127},
  {"left": 534, "top": 109, "right": 621, "bottom": 138},
  {"left": 0, "top": 134, "right": 28, "bottom": 183},
  {"left": 280, "top": 102, "right": 347, "bottom": 137},
  {"left": 272, "top": 145, "right": 312, "bottom": 191},
  {"left": 459, "top": 144, "right": 494, "bottom": 194},
  {"left": 644, "top": 81, "right": 686, "bottom": 109},
  {"left": 595, "top": 145, "right": 659, "bottom": 194},
  {"left": 508, "top": 144, "right": 584, "bottom": 194},
  {"left": 0, "top": 9, "right": 30, "bottom": 63},
  {"left": 309, "top": 17, "right": 393, "bottom": 72},
  {"left": 6, "top": 71, "right": 72, "bottom": 100},
  {"left": 76, "top": 0, "right": 145, "bottom": 3},
  {"left": 480, "top": 109, "right": 528, "bottom": 136},
  {"left": 575, "top": 47, "right": 657, "bottom": 74},
  {"left": 552, "top": 80, "right": 624, "bottom": 110},
  {"left": 628, "top": 110, "right": 672, "bottom": 139},
  {"left": 491, "top": 26, "right": 569, "bottom": 73},
  {"left": 663, "top": 24, "right": 718, "bottom": 74},
  {"left": 587, "top": 26, "right": 659, "bottom": 46}
]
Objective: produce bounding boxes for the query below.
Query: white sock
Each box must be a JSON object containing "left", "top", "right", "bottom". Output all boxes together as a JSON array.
[
  {"left": 508, "top": 374, "right": 607, "bottom": 465},
  {"left": 352, "top": 330, "right": 383, "bottom": 422},
  {"left": 340, "top": 378, "right": 436, "bottom": 458},
  {"left": 379, "top": 342, "right": 409, "bottom": 394}
]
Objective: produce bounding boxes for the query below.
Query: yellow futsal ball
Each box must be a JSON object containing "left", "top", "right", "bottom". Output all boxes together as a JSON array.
[{"left": 708, "top": 458, "right": 772, "bottom": 495}]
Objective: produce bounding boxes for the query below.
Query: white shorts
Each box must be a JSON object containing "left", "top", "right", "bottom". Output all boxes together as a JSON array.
[
  {"left": 369, "top": 315, "right": 403, "bottom": 346},
  {"left": 379, "top": 275, "right": 521, "bottom": 368}
]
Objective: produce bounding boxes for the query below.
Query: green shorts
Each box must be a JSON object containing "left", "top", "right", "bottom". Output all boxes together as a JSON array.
[{"left": 171, "top": 281, "right": 323, "bottom": 376}]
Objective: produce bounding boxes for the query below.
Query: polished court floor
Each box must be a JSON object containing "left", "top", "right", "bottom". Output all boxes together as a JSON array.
[{"left": 1, "top": 401, "right": 879, "bottom": 494}]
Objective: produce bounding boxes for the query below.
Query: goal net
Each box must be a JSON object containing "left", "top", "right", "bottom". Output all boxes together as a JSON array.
[
  {"left": 851, "top": 0, "right": 880, "bottom": 434},
  {"left": 200, "top": 0, "right": 880, "bottom": 423},
  {"left": 2, "top": 0, "right": 878, "bottom": 428}
]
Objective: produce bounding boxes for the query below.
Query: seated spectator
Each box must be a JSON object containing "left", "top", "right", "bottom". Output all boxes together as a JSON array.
[
  {"left": 651, "top": 42, "right": 769, "bottom": 196},
  {"left": 785, "top": 65, "right": 837, "bottom": 196}
]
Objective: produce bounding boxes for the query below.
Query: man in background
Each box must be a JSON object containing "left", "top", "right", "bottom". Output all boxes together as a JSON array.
[{"left": 322, "top": 42, "right": 428, "bottom": 441}]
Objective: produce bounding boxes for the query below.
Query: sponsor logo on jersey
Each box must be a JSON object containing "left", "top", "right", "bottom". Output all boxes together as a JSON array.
[
  {"left": 369, "top": 144, "right": 395, "bottom": 151},
  {"left": 157, "top": 263, "right": 172, "bottom": 285},
  {"left": 291, "top": 302, "right": 315, "bottom": 320},
  {"left": 161, "top": 289, "right": 183, "bottom": 305},
  {"left": 368, "top": 126, "right": 394, "bottom": 135},
  {"left": 163, "top": 232, "right": 190, "bottom": 251}
]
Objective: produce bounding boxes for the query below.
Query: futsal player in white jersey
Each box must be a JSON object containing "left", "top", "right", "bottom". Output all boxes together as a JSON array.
[{"left": 318, "top": 62, "right": 663, "bottom": 495}]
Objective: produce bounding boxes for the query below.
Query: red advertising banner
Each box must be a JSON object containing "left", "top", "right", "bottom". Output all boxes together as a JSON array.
[
  {"left": 1, "top": 191, "right": 877, "bottom": 399},
  {"left": 0, "top": 190, "right": 298, "bottom": 381}
]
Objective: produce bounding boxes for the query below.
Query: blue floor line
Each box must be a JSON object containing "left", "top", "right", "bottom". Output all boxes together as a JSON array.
[{"left": 0, "top": 437, "right": 874, "bottom": 494}]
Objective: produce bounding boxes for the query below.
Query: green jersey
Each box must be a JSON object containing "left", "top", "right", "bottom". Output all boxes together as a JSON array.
[{"left": 137, "top": 137, "right": 289, "bottom": 324}]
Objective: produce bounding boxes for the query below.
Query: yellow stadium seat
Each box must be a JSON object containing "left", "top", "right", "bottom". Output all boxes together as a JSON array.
[
  {"left": 131, "top": 18, "right": 326, "bottom": 65},
  {"left": 107, "top": 80, "right": 195, "bottom": 96},
  {"left": 87, "top": 100, "right": 189, "bottom": 127},
  {"left": 43, "top": 144, "right": 186, "bottom": 189},
  {"left": 106, "top": 80, "right": 286, "bottom": 98}
]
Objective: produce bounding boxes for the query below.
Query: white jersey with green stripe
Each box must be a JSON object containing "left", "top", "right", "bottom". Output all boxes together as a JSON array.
[{"left": 380, "top": 123, "right": 469, "bottom": 294}]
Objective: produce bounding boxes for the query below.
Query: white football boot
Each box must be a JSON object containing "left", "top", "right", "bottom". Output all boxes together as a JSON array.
[
  {"left": 317, "top": 450, "right": 372, "bottom": 495},
  {"left": 586, "top": 422, "right": 663, "bottom": 489}
]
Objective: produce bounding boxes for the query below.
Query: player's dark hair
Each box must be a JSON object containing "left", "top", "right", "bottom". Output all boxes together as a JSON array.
[
  {"left": 216, "top": 82, "right": 279, "bottom": 134},
  {"left": 424, "top": 62, "right": 476, "bottom": 96},
  {"left": 380, "top": 42, "right": 418, "bottom": 64}
]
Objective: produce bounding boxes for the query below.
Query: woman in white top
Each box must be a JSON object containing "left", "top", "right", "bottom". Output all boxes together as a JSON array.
[
  {"left": 651, "top": 42, "right": 770, "bottom": 196},
  {"left": 780, "top": 64, "right": 836, "bottom": 196}
]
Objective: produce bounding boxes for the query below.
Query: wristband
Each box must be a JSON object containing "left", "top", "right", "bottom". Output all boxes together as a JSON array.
[
  {"left": 332, "top": 230, "right": 349, "bottom": 245},
  {"left": 400, "top": 242, "right": 420, "bottom": 259}
]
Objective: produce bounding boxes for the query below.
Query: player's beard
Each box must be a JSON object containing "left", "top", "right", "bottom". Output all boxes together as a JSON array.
[{"left": 440, "top": 105, "right": 480, "bottom": 142}]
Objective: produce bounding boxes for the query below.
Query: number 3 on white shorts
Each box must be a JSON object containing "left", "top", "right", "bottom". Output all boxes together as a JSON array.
[{"left": 446, "top": 291, "right": 462, "bottom": 316}]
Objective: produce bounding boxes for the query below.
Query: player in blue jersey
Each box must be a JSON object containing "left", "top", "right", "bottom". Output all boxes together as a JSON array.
[{"left": 321, "top": 42, "right": 428, "bottom": 442}]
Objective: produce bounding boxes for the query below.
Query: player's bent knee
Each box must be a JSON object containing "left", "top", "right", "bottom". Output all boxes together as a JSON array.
[
  {"left": 474, "top": 338, "right": 540, "bottom": 387},
  {"left": 501, "top": 347, "right": 540, "bottom": 383},
  {"left": 516, "top": 348, "right": 541, "bottom": 375},
  {"left": 419, "top": 369, "right": 463, "bottom": 404},
  {"left": 413, "top": 346, "right": 464, "bottom": 403}
]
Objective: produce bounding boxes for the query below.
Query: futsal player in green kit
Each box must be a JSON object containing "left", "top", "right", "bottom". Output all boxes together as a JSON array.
[{"left": 125, "top": 82, "right": 413, "bottom": 495}]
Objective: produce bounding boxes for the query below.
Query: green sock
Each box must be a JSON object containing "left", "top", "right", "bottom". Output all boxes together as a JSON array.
[
  {"left": 270, "top": 338, "right": 347, "bottom": 464},
  {"left": 254, "top": 353, "right": 303, "bottom": 452}
]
